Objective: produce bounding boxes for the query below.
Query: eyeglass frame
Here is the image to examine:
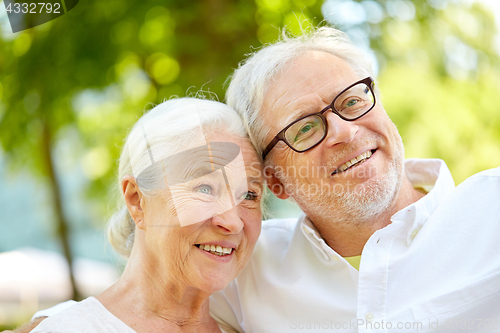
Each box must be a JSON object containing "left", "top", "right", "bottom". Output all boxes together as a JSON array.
[{"left": 261, "top": 76, "right": 377, "bottom": 160}]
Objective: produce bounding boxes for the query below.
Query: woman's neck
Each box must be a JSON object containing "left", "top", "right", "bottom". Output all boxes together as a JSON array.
[{"left": 96, "top": 247, "right": 221, "bottom": 333}]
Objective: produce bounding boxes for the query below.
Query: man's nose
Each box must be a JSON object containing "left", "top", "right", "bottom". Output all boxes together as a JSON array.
[
  {"left": 211, "top": 205, "right": 244, "bottom": 234},
  {"left": 323, "top": 110, "right": 359, "bottom": 147}
]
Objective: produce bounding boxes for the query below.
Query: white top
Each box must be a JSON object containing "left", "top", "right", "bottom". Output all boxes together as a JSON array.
[
  {"left": 30, "top": 297, "right": 136, "bottom": 332},
  {"left": 32, "top": 300, "right": 77, "bottom": 318},
  {"left": 210, "top": 159, "right": 500, "bottom": 332},
  {"left": 31, "top": 297, "right": 234, "bottom": 333}
]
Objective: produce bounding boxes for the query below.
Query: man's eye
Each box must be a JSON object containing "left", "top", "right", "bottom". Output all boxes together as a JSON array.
[
  {"left": 299, "top": 124, "right": 312, "bottom": 133},
  {"left": 345, "top": 98, "right": 359, "bottom": 107},
  {"left": 294, "top": 122, "right": 317, "bottom": 142}
]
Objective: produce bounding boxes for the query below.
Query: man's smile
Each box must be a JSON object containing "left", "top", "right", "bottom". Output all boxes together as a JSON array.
[{"left": 332, "top": 149, "right": 377, "bottom": 175}]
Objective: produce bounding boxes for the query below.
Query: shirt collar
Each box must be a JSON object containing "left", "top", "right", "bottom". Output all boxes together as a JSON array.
[
  {"left": 391, "top": 158, "right": 455, "bottom": 246},
  {"left": 300, "top": 215, "right": 340, "bottom": 263},
  {"left": 299, "top": 158, "right": 456, "bottom": 256}
]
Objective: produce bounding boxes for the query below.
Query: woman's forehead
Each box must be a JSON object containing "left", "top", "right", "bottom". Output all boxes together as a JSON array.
[{"left": 206, "top": 134, "right": 260, "bottom": 165}]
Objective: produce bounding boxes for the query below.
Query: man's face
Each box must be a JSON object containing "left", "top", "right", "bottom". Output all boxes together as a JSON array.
[{"left": 261, "top": 51, "right": 405, "bottom": 222}]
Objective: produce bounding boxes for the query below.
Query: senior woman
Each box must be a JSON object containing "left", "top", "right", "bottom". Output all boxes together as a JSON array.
[{"left": 28, "top": 98, "right": 263, "bottom": 332}]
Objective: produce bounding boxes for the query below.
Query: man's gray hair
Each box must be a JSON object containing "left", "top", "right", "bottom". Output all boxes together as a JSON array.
[{"left": 226, "top": 26, "right": 375, "bottom": 159}]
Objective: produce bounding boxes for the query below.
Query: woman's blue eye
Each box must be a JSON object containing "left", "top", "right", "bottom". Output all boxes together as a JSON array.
[
  {"left": 196, "top": 185, "right": 213, "bottom": 195},
  {"left": 243, "top": 191, "right": 258, "bottom": 201}
]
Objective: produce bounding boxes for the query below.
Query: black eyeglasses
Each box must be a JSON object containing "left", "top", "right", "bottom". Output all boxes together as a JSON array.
[{"left": 261, "top": 77, "right": 376, "bottom": 160}]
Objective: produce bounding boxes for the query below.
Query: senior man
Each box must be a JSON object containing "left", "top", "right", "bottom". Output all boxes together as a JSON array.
[
  {"left": 14, "top": 27, "right": 500, "bottom": 333},
  {"left": 209, "top": 27, "right": 500, "bottom": 332}
]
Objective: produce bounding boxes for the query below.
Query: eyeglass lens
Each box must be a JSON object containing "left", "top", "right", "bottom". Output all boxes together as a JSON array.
[{"left": 284, "top": 82, "right": 374, "bottom": 152}]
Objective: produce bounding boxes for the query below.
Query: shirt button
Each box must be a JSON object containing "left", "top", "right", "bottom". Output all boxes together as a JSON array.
[
  {"left": 365, "top": 312, "right": 374, "bottom": 322},
  {"left": 410, "top": 229, "right": 419, "bottom": 240}
]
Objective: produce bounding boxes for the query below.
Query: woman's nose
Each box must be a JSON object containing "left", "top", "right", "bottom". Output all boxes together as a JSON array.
[
  {"left": 323, "top": 111, "right": 359, "bottom": 147},
  {"left": 211, "top": 206, "right": 244, "bottom": 234}
]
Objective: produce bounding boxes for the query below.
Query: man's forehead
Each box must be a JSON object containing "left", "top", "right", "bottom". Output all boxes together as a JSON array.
[{"left": 262, "top": 51, "right": 357, "bottom": 129}]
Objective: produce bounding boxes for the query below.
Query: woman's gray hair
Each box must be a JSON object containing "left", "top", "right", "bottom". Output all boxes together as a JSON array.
[
  {"left": 225, "top": 26, "right": 375, "bottom": 158},
  {"left": 108, "top": 97, "right": 248, "bottom": 257}
]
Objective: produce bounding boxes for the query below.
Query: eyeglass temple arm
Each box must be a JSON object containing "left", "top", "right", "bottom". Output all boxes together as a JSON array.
[{"left": 262, "top": 136, "right": 280, "bottom": 160}]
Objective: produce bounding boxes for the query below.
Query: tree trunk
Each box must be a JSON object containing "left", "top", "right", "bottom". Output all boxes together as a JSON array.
[{"left": 41, "top": 120, "right": 82, "bottom": 301}]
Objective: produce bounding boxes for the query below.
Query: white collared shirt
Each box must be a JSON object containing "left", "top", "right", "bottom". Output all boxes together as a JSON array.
[{"left": 210, "top": 159, "right": 500, "bottom": 332}]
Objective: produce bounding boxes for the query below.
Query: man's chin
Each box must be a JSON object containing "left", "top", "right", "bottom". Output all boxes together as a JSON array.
[{"left": 291, "top": 162, "right": 403, "bottom": 223}]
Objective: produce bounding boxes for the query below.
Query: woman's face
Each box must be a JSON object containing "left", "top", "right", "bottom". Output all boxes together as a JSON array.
[{"left": 140, "top": 134, "right": 263, "bottom": 294}]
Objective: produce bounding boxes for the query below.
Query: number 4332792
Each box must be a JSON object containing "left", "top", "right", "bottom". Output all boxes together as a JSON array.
[{"left": 5, "top": 2, "right": 61, "bottom": 14}]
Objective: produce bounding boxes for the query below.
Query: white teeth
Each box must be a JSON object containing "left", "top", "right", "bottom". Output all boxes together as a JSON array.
[
  {"left": 198, "top": 244, "right": 233, "bottom": 256},
  {"left": 335, "top": 150, "right": 373, "bottom": 174}
]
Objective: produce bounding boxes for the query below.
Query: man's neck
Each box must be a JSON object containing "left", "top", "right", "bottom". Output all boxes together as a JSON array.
[{"left": 307, "top": 176, "right": 425, "bottom": 257}]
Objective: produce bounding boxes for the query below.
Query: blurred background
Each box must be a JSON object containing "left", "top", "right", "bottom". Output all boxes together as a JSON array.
[{"left": 1, "top": 0, "right": 499, "bottom": 328}]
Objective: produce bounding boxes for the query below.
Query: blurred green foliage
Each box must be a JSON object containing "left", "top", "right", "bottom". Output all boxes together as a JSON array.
[
  {"left": 321, "top": 0, "right": 500, "bottom": 184},
  {"left": 1, "top": 0, "right": 495, "bottom": 192},
  {"left": 0, "top": 0, "right": 499, "bottom": 286}
]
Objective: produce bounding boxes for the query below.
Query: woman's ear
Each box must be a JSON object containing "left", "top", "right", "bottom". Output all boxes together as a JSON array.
[
  {"left": 264, "top": 166, "right": 290, "bottom": 200},
  {"left": 122, "top": 175, "right": 146, "bottom": 230}
]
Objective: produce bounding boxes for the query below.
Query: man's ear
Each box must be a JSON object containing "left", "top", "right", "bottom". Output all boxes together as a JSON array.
[
  {"left": 122, "top": 175, "right": 145, "bottom": 230},
  {"left": 264, "top": 166, "right": 290, "bottom": 200}
]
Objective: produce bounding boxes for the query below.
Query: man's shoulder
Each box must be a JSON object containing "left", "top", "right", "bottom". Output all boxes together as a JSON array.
[
  {"left": 450, "top": 166, "right": 500, "bottom": 194},
  {"left": 466, "top": 166, "right": 500, "bottom": 180},
  {"left": 451, "top": 166, "right": 500, "bottom": 202},
  {"left": 430, "top": 166, "right": 500, "bottom": 227}
]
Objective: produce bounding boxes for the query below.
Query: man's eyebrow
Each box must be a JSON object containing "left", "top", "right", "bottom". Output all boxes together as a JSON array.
[
  {"left": 283, "top": 106, "right": 321, "bottom": 126},
  {"left": 281, "top": 86, "right": 347, "bottom": 126}
]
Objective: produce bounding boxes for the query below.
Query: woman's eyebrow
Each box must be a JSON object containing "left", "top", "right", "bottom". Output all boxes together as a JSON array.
[
  {"left": 184, "top": 166, "right": 220, "bottom": 182},
  {"left": 246, "top": 175, "right": 263, "bottom": 188}
]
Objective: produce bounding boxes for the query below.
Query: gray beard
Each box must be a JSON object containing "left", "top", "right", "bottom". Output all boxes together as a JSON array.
[{"left": 277, "top": 139, "right": 405, "bottom": 226}]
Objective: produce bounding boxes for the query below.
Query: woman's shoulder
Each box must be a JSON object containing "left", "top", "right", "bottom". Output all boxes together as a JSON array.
[{"left": 29, "top": 297, "right": 136, "bottom": 333}]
